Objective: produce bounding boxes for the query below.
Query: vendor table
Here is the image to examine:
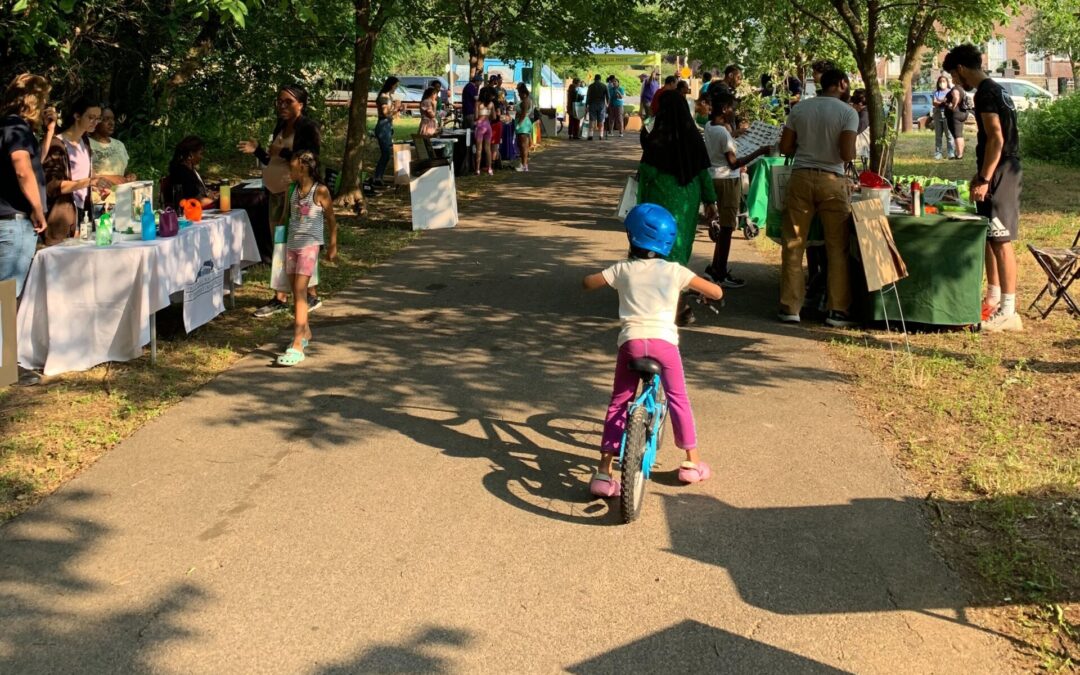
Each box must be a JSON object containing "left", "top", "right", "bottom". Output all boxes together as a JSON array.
[
  {"left": 499, "top": 121, "right": 518, "bottom": 163},
  {"left": 440, "top": 129, "right": 473, "bottom": 175},
  {"left": 746, "top": 160, "right": 987, "bottom": 326},
  {"left": 865, "top": 215, "right": 987, "bottom": 326},
  {"left": 18, "top": 210, "right": 260, "bottom": 376}
]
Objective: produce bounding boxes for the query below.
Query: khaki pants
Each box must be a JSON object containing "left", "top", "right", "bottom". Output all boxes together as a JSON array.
[
  {"left": 780, "top": 169, "right": 852, "bottom": 314},
  {"left": 712, "top": 177, "right": 740, "bottom": 228}
]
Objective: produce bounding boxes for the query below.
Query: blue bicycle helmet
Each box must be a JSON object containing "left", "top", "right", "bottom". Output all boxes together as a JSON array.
[{"left": 624, "top": 203, "right": 677, "bottom": 257}]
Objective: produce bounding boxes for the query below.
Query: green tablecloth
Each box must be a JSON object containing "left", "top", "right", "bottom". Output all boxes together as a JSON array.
[
  {"left": 747, "top": 156, "right": 786, "bottom": 229},
  {"left": 866, "top": 215, "right": 987, "bottom": 326}
]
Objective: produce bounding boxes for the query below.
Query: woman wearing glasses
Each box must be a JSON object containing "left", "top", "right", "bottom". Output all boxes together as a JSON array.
[
  {"left": 42, "top": 95, "right": 111, "bottom": 245},
  {"left": 238, "top": 84, "right": 323, "bottom": 318}
]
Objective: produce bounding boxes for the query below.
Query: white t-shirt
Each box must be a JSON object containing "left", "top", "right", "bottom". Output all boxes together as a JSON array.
[
  {"left": 601, "top": 258, "right": 697, "bottom": 346},
  {"left": 785, "top": 96, "right": 859, "bottom": 175},
  {"left": 704, "top": 122, "right": 738, "bottom": 180}
]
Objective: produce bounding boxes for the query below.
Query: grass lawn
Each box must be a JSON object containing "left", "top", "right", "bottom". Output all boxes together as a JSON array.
[{"left": 757, "top": 130, "right": 1078, "bottom": 669}]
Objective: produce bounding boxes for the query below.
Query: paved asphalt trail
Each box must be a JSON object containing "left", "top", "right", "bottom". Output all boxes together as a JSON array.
[{"left": 1, "top": 137, "right": 1013, "bottom": 673}]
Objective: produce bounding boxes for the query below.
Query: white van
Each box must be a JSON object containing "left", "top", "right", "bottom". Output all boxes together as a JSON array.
[{"left": 991, "top": 78, "right": 1055, "bottom": 111}]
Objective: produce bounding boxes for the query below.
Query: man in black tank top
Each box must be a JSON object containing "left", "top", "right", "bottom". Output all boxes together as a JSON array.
[{"left": 944, "top": 43, "right": 1023, "bottom": 333}]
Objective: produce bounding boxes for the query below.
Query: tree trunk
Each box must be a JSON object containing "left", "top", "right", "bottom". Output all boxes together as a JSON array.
[
  {"left": 336, "top": 16, "right": 380, "bottom": 210},
  {"left": 160, "top": 15, "right": 221, "bottom": 105},
  {"left": 898, "top": 38, "right": 928, "bottom": 133},
  {"left": 856, "top": 54, "right": 887, "bottom": 175},
  {"left": 899, "top": 68, "right": 915, "bottom": 133},
  {"left": 469, "top": 39, "right": 488, "bottom": 77}
]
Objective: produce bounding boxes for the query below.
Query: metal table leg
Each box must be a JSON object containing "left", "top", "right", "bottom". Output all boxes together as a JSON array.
[
  {"left": 150, "top": 312, "right": 157, "bottom": 366},
  {"left": 227, "top": 271, "right": 236, "bottom": 309}
]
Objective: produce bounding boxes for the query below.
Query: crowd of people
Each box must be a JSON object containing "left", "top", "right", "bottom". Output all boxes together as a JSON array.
[
  {"left": 609, "top": 49, "right": 1020, "bottom": 334},
  {"left": 1, "top": 75, "right": 338, "bottom": 370},
  {"left": 368, "top": 71, "right": 540, "bottom": 187},
  {"left": 586, "top": 42, "right": 1024, "bottom": 498},
  {"left": 565, "top": 74, "right": 627, "bottom": 141},
  {"left": 0, "top": 41, "right": 1025, "bottom": 385}
]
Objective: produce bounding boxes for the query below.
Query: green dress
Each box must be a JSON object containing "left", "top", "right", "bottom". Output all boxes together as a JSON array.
[{"left": 637, "top": 162, "right": 718, "bottom": 265}]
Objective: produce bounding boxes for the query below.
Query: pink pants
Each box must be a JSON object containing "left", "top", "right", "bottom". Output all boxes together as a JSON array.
[{"left": 600, "top": 339, "right": 697, "bottom": 454}]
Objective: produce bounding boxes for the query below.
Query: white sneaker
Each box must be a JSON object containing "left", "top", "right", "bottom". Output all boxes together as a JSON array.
[
  {"left": 778, "top": 312, "right": 801, "bottom": 324},
  {"left": 981, "top": 311, "right": 1023, "bottom": 332}
]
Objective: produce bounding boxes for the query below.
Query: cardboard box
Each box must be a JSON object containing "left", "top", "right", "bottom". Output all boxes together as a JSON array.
[{"left": 0, "top": 279, "right": 17, "bottom": 387}]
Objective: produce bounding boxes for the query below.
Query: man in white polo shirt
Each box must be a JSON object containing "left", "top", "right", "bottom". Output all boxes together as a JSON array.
[{"left": 777, "top": 68, "right": 859, "bottom": 327}]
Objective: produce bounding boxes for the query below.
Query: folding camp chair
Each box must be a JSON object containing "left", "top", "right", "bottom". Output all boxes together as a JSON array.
[{"left": 1027, "top": 229, "right": 1080, "bottom": 318}]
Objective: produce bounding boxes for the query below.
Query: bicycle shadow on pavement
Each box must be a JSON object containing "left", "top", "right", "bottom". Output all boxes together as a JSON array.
[
  {"left": 566, "top": 619, "right": 851, "bottom": 674},
  {"left": 308, "top": 393, "right": 622, "bottom": 526}
]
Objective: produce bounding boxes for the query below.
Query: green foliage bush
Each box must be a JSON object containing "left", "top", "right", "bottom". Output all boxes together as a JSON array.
[{"left": 1019, "top": 94, "right": 1080, "bottom": 167}]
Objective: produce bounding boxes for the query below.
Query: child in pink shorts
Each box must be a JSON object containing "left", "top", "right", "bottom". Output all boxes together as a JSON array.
[
  {"left": 582, "top": 203, "right": 723, "bottom": 497},
  {"left": 277, "top": 151, "right": 338, "bottom": 366}
]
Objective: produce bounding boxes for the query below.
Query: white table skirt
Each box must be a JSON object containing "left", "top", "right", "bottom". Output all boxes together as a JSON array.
[{"left": 18, "top": 210, "right": 260, "bottom": 376}]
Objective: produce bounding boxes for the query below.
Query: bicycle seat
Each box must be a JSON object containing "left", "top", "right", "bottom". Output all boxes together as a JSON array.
[{"left": 628, "top": 358, "right": 662, "bottom": 376}]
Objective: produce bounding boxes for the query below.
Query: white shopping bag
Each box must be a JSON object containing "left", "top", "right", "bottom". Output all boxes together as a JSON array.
[
  {"left": 616, "top": 175, "right": 639, "bottom": 221},
  {"left": 270, "top": 225, "right": 319, "bottom": 292},
  {"left": 769, "top": 163, "right": 793, "bottom": 214}
]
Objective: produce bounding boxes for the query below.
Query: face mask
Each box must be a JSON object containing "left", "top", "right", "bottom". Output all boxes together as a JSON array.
[{"left": 939, "top": 82, "right": 948, "bottom": 90}]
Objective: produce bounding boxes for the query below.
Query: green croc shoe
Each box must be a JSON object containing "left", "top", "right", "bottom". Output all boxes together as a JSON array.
[{"left": 277, "top": 347, "right": 306, "bottom": 367}]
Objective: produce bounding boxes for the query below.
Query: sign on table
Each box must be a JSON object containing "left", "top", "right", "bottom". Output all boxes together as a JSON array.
[
  {"left": 851, "top": 199, "right": 909, "bottom": 292},
  {"left": 183, "top": 260, "right": 226, "bottom": 332}
]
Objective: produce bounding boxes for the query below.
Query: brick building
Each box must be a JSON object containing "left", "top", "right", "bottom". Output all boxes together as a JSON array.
[{"left": 878, "top": 6, "right": 1075, "bottom": 95}]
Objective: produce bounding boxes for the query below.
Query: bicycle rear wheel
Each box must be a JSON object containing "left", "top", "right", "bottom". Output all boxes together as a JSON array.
[{"left": 620, "top": 407, "right": 648, "bottom": 524}]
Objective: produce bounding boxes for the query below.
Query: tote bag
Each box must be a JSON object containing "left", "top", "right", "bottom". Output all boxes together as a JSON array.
[
  {"left": 769, "top": 162, "right": 793, "bottom": 214},
  {"left": 765, "top": 161, "right": 794, "bottom": 242},
  {"left": 270, "top": 184, "right": 319, "bottom": 292},
  {"left": 615, "top": 175, "right": 639, "bottom": 221}
]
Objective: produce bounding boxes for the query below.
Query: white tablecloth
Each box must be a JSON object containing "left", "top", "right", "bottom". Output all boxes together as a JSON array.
[{"left": 18, "top": 210, "right": 260, "bottom": 376}]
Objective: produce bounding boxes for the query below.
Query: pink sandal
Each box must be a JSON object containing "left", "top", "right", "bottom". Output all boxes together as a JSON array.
[
  {"left": 589, "top": 473, "right": 622, "bottom": 498},
  {"left": 677, "top": 461, "right": 712, "bottom": 484}
]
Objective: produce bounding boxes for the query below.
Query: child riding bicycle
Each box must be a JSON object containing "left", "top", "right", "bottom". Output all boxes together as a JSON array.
[{"left": 582, "top": 203, "right": 723, "bottom": 498}]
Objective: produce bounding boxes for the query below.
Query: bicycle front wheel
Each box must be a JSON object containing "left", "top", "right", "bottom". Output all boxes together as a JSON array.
[{"left": 620, "top": 407, "right": 648, "bottom": 524}]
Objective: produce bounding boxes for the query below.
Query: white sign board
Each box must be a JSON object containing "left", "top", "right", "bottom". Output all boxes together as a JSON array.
[{"left": 410, "top": 165, "right": 458, "bottom": 230}]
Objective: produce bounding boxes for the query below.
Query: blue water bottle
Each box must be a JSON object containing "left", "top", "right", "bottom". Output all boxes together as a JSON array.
[{"left": 140, "top": 199, "right": 156, "bottom": 240}]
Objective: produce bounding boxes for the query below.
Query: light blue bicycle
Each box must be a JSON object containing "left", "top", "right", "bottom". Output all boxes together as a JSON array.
[{"left": 617, "top": 357, "right": 668, "bottom": 523}]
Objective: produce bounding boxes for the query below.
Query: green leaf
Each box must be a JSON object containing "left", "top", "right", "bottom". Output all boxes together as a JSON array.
[{"left": 12, "top": 0, "right": 28, "bottom": 11}]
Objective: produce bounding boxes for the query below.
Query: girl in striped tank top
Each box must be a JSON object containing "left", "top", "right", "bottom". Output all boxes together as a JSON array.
[{"left": 277, "top": 151, "right": 338, "bottom": 366}]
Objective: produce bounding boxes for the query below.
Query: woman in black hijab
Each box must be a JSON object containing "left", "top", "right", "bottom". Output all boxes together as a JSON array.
[{"left": 638, "top": 89, "right": 718, "bottom": 267}]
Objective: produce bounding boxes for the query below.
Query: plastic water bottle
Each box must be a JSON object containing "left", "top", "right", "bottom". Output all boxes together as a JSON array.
[
  {"left": 96, "top": 212, "right": 113, "bottom": 246},
  {"left": 80, "top": 211, "right": 92, "bottom": 242},
  {"left": 910, "top": 180, "right": 923, "bottom": 217},
  {"left": 140, "top": 199, "right": 156, "bottom": 240}
]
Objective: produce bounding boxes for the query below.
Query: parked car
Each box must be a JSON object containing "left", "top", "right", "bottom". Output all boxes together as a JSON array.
[
  {"left": 991, "top": 78, "right": 1055, "bottom": 111},
  {"left": 324, "top": 81, "right": 422, "bottom": 115},
  {"left": 398, "top": 76, "right": 449, "bottom": 97},
  {"left": 911, "top": 91, "right": 933, "bottom": 121}
]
